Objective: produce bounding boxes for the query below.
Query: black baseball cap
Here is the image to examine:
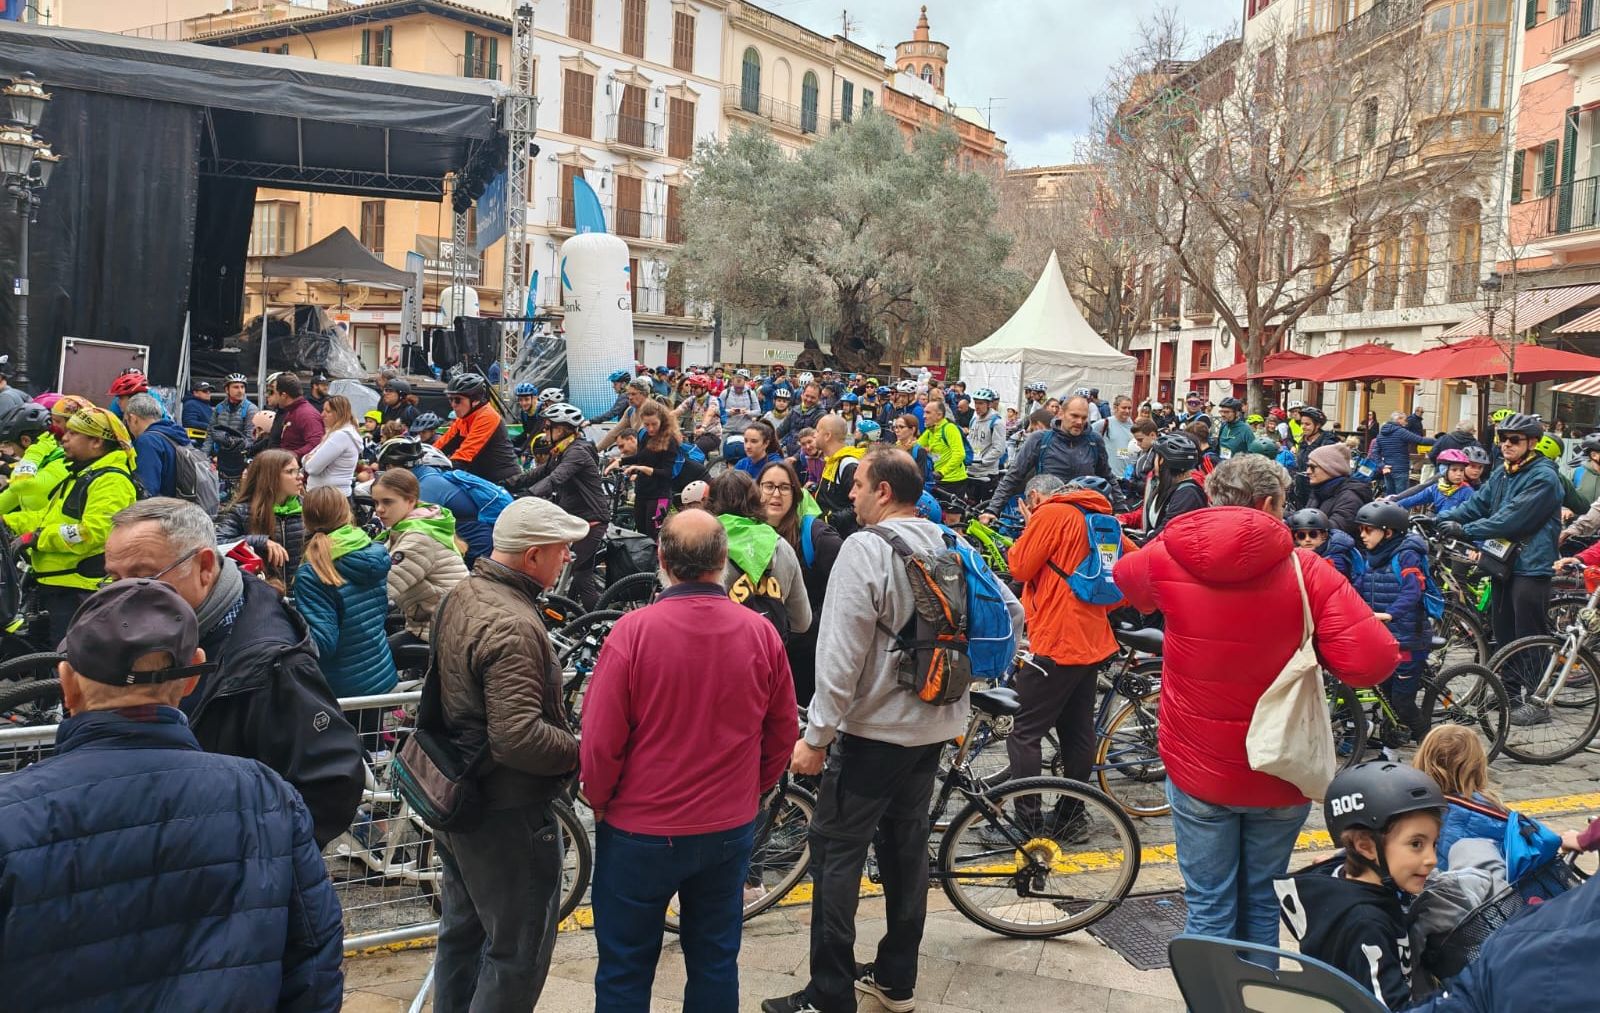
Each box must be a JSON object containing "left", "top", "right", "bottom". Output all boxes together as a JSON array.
[
  {"left": 61, "top": 580, "right": 212, "bottom": 685},
  {"left": 191, "top": 380, "right": 212, "bottom": 392}
]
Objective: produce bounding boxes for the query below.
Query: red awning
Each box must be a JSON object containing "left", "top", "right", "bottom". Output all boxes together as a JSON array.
[
  {"left": 1439, "top": 284, "right": 1600, "bottom": 339},
  {"left": 1189, "top": 360, "right": 1248, "bottom": 383},
  {"left": 1299, "top": 342, "right": 1416, "bottom": 383},
  {"left": 1404, "top": 336, "right": 1600, "bottom": 382},
  {"left": 1192, "top": 349, "right": 1314, "bottom": 382}
]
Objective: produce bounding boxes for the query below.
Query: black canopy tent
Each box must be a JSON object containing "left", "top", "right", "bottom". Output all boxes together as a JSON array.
[{"left": 0, "top": 22, "right": 504, "bottom": 387}]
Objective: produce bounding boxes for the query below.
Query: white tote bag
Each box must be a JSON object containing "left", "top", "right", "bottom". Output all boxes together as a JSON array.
[{"left": 1245, "top": 553, "right": 1337, "bottom": 801}]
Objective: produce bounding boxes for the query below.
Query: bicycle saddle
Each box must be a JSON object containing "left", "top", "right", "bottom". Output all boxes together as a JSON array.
[
  {"left": 1115, "top": 626, "right": 1165, "bottom": 655},
  {"left": 1430, "top": 635, "right": 1448, "bottom": 650},
  {"left": 970, "top": 687, "right": 1021, "bottom": 717}
]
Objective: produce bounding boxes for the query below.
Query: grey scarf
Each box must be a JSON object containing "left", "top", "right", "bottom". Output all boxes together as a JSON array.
[{"left": 196, "top": 557, "right": 245, "bottom": 637}]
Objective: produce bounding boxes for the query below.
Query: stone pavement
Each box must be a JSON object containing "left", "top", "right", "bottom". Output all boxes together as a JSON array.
[{"left": 340, "top": 761, "right": 1600, "bottom": 1013}]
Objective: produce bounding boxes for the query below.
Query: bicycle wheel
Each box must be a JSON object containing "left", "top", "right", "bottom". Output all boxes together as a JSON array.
[
  {"left": 1095, "top": 692, "right": 1167, "bottom": 818},
  {"left": 664, "top": 783, "right": 815, "bottom": 933},
  {"left": 1493, "top": 637, "right": 1600, "bottom": 764},
  {"left": 1547, "top": 592, "right": 1590, "bottom": 638},
  {"left": 596, "top": 572, "right": 660, "bottom": 612},
  {"left": 551, "top": 610, "right": 625, "bottom": 725},
  {"left": 1420, "top": 663, "right": 1509, "bottom": 763},
  {"left": 1431, "top": 603, "right": 1489, "bottom": 671},
  {"left": 1329, "top": 685, "right": 1368, "bottom": 770},
  {"left": 539, "top": 593, "right": 584, "bottom": 631},
  {"left": 937, "top": 776, "right": 1139, "bottom": 938},
  {"left": 0, "top": 651, "right": 65, "bottom": 684},
  {"left": 553, "top": 799, "right": 593, "bottom": 924},
  {"left": 0, "top": 676, "right": 62, "bottom": 720}
]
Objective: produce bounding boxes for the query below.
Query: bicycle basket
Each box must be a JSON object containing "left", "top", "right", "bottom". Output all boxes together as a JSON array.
[{"left": 1423, "top": 856, "right": 1584, "bottom": 981}]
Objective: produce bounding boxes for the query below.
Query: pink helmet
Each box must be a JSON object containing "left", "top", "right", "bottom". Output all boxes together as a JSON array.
[
  {"left": 31, "top": 392, "right": 61, "bottom": 410},
  {"left": 1436, "top": 449, "right": 1471, "bottom": 465}
]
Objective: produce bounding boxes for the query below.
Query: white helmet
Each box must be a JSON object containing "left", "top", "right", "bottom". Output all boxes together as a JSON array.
[
  {"left": 1288, "top": 400, "right": 1306, "bottom": 410},
  {"left": 1025, "top": 381, "right": 1049, "bottom": 394},
  {"left": 735, "top": 368, "right": 751, "bottom": 379},
  {"left": 541, "top": 402, "right": 586, "bottom": 428},
  {"left": 972, "top": 387, "right": 998, "bottom": 402},
  {"left": 420, "top": 443, "right": 454, "bottom": 469},
  {"left": 540, "top": 387, "right": 565, "bottom": 403},
  {"left": 797, "top": 372, "right": 815, "bottom": 386},
  {"left": 1073, "top": 386, "right": 1093, "bottom": 397},
  {"left": 895, "top": 379, "right": 918, "bottom": 394}
]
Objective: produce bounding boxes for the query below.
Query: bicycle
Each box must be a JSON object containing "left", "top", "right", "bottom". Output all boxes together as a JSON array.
[
  {"left": 1491, "top": 564, "right": 1600, "bottom": 764},
  {"left": 877, "top": 686, "right": 1140, "bottom": 938},
  {"left": 1326, "top": 655, "right": 1511, "bottom": 768}
]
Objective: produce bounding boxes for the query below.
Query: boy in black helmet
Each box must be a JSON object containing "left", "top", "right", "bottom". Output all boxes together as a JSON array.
[{"left": 1276, "top": 761, "right": 1445, "bottom": 1009}]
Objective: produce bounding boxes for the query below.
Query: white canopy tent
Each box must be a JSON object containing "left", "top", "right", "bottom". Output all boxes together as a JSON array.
[{"left": 960, "top": 250, "right": 1136, "bottom": 409}]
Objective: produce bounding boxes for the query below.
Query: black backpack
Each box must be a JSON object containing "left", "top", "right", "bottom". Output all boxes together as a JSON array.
[{"left": 729, "top": 563, "right": 790, "bottom": 641}]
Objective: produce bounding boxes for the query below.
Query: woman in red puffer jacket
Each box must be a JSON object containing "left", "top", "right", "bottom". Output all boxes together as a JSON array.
[{"left": 1113, "top": 454, "right": 1398, "bottom": 953}]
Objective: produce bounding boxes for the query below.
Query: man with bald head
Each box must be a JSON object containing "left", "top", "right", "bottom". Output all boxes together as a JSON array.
[
  {"left": 582, "top": 508, "right": 796, "bottom": 1011},
  {"left": 981, "top": 394, "right": 1123, "bottom": 523},
  {"left": 813, "top": 412, "right": 866, "bottom": 537}
]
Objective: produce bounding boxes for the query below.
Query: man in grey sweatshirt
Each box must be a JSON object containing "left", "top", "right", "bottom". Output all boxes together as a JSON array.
[{"left": 763, "top": 448, "right": 1022, "bottom": 1013}]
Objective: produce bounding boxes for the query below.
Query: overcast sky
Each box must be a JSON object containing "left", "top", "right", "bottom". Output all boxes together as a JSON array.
[{"left": 772, "top": 0, "right": 1242, "bottom": 167}]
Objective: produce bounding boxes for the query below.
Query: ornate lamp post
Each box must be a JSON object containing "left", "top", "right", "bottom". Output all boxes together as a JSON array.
[{"left": 1, "top": 72, "right": 60, "bottom": 392}]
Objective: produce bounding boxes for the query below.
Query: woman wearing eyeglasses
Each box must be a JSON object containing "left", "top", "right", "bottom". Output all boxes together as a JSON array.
[
  {"left": 214, "top": 448, "right": 306, "bottom": 592},
  {"left": 892, "top": 414, "right": 936, "bottom": 491},
  {"left": 754, "top": 460, "right": 840, "bottom": 705}
]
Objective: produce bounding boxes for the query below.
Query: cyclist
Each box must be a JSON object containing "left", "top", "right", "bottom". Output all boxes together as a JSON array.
[
  {"left": 1561, "top": 433, "right": 1600, "bottom": 546},
  {"left": 206, "top": 373, "right": 255, "bottom": 496},
  {"left": 1292, "top": 406, "right": 1340, "bottom": 508},
  {"left": 376, "top": 437, "right": 507, "bottom": 566},
  {"left": 597, "top": 376, "right": 655, "bottom": 453},
  {"left": 436, "top": 372, "right": 520, "bottom": 484},
  {"left": 506, "top": 403, "right": 606, "bottom": 611},
  {"left": 7, "top": 406, "right": 140, "bottom": 646},
  {"left": 675, "top": 374, "right": 723, "bottom": 458},
  {"left": 735, "top": 419, "right": 784, "bottom": 478},
  {"left": 539, "top": 386, "right": 565, "bottom": 409},
  {"left": 513, "top": 381, "right": 539, "bottom": 427},
  {"left": 889, "top": 379, "right": 923, "bottom": 431},
  {"left": 981, "top": 395, "right": 1122, "bottom": 525},
  {"left": 1307, "top": 444, "right": 1374, "bottom": 538},
  {"left": 1536, "top": 433, "right": 1592, "bottom": 517},
  {"left": 106, "top": 371, "right": 149, "bottom": 421},
  {"left": 370, "top": 467, "right": 467, "bottom": 650},
  {"left": 761, "top": 386, "right": 794, "bottom": 432},
  {"left": 1022, "top": 379, "right": 1049, "bottom": 412},
  {"left": 181, "top": 379, "right": 214, "bottom": 432},
  {"left": 408, "top": 411, "right": 443, "bottom": 446},
  {"left": 811, "top": 414, "right": 864, "bottom": 537},
  {"left": 1275, "top": 762, "right": 1444, "bottom": 1011},
  {"left": 1118, "top": 431, "right": 1207, "bottom": 536},
  {"left": 1287, "top": 507, "right": 1362, "bottom": 582},
  {"left": 0, "top": 404, "right": 66, "bottom": 516},
  {"left": 592, "top": 369, "right": 634, "bottom": 424},
  {"left": 1437, "top": 412, "right": 1562, "bottom": 724},
  {"left": 1215, "top": 397, "right": 1252, "bottom": 460},
  {"left": 1354, "top": 501, "right": 1432, "bottom": 741},
  {"left": 891, "top": 413, "right": 936, "bottom": 490},
  {"left": 378, "top": 378, "right": 420, "bottom": 429},
  {"left": 1394, "top": 448, "right": 1476, "bottom": 514},
  {"left": 719, "top": 368, "right": 762, "bottom": 464},
  {"left": 916, "top": 397, "right": 969, "bottom": 502},
  {"left": 775, "top": 382, "right": 826, "bottom": 455}
]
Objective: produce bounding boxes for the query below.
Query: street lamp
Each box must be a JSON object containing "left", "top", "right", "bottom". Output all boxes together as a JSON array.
[
  {"left": 1478, "top": 271, "right": 1504, "bottom": 435},
  {"left": 1, "top": 72, "right": 58, "bottom": 392}
]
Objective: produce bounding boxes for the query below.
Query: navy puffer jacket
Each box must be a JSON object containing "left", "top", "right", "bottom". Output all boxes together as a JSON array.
[
  {"left": 295, "top": 531, "right": 398, "bottom": 698},
  {"left": 1374, "top": 418, "right": 1428, "bottom": 474},
  {"left": 1355, "top": 530, "right": 1430, "bottom": 651},
  {"left": 0, "top": 707, "right": 344, "bottom": 1011}
]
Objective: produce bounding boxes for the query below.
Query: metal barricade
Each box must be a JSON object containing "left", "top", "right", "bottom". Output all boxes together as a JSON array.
[{"left": 0, "top": 690, "right": 442, "bottom": 951}]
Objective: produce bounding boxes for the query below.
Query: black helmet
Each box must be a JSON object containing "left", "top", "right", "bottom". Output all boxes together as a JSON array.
[
  {"left": 447, "top": 372, "right": 488, "bottom": 398},
  {"left": 311, "top": 369, "right": 331, "bottom": 384},
  {"left": 0, "top": 404, "right": 51, "bottom": 444},
  {"left": 376, "top": 437, "right": 426, "bottom": 470},
  {"left": 1219, "top": 397, "right": 1244, "bottom": 412},
  {"left": 384, "top": 378, "right": 412, "bottom": 396},
  {"left": 1582, "top": 433, "right": 1600, "bottom": 456},
  {"left": 1299, "top": 406, "right": 1327, "bottom": 426},
  {"left": 1286, "top": 508, "right": 1331, "bottom": 533},
  {"left": 1324, "top": 760, "right": 1445, "bottom": 842},
  {"left": 1153, "top": 431, "right": 1199, "bottom": 469},
  {"left": 1496, "top": 412, "right": 1544, "bottom": 441},
  {"left": 1463, "top": 444, "right": 1490, "bottom": 466},
  {"left": 1355, "top": 500, "right": 1410, "bottom": 534}
]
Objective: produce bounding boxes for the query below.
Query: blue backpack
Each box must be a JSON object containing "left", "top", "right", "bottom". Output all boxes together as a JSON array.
[
  {"left": 439, "top": 468, "right": 511, "bottom": 528},
  {"left": 800, "top": 514, "right": 817, "bottom": 567},
  {"left": 640, "top": 427, "right": 707, "bottom": 478},
  {"left": 939, "top": 525, "right": 1016, "bottom": 680},
  {"left": 1394, "top": 553, "right": 1445, "bottom": 621},
  {"left": 1050, "top": 508, "right": 1126, "bottom": 606}
]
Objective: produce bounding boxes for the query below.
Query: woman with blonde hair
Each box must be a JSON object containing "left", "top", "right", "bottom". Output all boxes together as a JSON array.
[
  {"left": 214, "top": 448, "right": 305, "bottom": 590},
  {"left": 302, "top": 394, "right": 363, "bottom": 491},
  {"left": 371, "top": 467, "right": 467, "bottom": 648},
  {"left": 294, "top": 486, "right": 397, "bottom": 709}
]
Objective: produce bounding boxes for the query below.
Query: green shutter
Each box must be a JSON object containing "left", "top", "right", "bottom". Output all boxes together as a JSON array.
[
  {"left": 1511, "top": 149, "right": 1525, "bottom": 204},
  {"left": 383, "top": 26, "right": 393, "bottom": 66},
  {"left": 489, "top": 39, "right": 499, "bottom": 79},
  {"left": 1528, "top": 0, "right": 1542, "bottom": 28},
  {"left": 360, "top": 30, "right": 371, "bottom": 66},
  {"left": 1542, "top": 139, "right": 1559, "bottom": 194},
  {"left": 1559, "top": 106, "right": 1580, "bottom": 232},
  {"left": 464, "top": 32, "right": 475, "bottom": 77}
]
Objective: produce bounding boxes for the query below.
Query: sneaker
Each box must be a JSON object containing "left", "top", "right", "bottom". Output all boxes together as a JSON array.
[
  {"left": 854, "top": 963, "right": 915, "bottom": 1013},
  {"left": 760, "top": 990, "right": 822, "bottom": 1013},
  {"left": 1510, "top": 701, "right": 1553, "bottom": 726}
]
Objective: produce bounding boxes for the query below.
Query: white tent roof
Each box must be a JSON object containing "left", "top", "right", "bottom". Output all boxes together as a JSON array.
[{"left": 963, "top": 251, "right": 1135, "bottom": 368}]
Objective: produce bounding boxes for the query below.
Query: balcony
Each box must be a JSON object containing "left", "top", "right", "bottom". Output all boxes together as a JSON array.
[
  {"left": 1531, "top": 177, "right": 1600, "bottom": 252},
  {"left": 665, "top": 213, "right": 686, "bottom": 245},
  {"left": 613, "top": 206, "right": 660, "bottom": 241},
  {"left": 1336, "top": 0, "right": 1421, "bottom": 52},
  {"left": 547, "top": 197, "right": 612, "bottom": 233},
  {"left": 722, "top": 85, "right": 824, "bottom": 136},
  {"left": 1447, "top": 259, "right": 1479, "bottom": 304},
  {"left": 1556, "top": 2, "right": 1600, "bottom": 64},
  {"left": 459, "top": 55, "right": 501, "bottom": 81},
  {"left": 605, "top": 114, "right": 664, "bottom": 154}
]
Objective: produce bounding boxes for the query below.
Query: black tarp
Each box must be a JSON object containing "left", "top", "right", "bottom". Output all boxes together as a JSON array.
[{"left": 267, "top": 227, "right": 413, "bottom": 288}]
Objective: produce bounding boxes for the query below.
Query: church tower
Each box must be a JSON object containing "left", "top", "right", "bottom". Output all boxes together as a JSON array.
[{"left": 895, "top": 6, "right": 949, "bottom": 95}]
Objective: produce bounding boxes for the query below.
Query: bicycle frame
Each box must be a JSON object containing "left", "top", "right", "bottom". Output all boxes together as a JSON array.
[
  {"left": 1524, "top": 581, "right": 1600, "bottom": 707},
  {"left": 331, "top": 755, "right": 439, "bottom": 885}
]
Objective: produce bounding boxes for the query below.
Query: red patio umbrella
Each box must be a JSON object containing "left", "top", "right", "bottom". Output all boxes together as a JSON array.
[
  {"left": 1245, "top": 349, "right": 1316, "bottom": 380},
  {"left": 1300, "top": 342, "right": 1417, "bottom": 383},
  {"left": 1189, "top": 360, "right": 1247, "bottom": 383},
  {"left": 1405, "top": 335, "right": 1600, "bottom": 382}
]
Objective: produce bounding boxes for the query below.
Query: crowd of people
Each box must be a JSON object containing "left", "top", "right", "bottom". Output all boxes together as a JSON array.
[{"left": 0, "top": 356, "right": 1598, "bottom": 1012}]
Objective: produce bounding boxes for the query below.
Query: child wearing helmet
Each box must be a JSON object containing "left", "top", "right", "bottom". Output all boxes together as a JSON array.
[
  {"left": 1354, "top": 501, "right": 1433, "bottom": 742},
  {"left": 1287, "top": 508, "right": 1362, "bottom": 583},
  {"left": 1276, "top": 762, "right": 1445, "bottom": 1010},
  {"left": 1395, "top": 448, "right": 1476, "bottom": 514}
]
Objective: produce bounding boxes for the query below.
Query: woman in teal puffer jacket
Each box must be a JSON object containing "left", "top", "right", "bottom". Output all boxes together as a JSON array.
[{"left": 295, "top": 487, "right": 398, "bottom": 735}]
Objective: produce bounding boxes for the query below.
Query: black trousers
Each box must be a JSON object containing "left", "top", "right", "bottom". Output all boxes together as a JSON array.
[
  {"left": 34, "top": 585, "right": 89, "bottom": 652},
  {"left": 1492, "top": 574, "right": 1552, "bottom": 695},
  {"left": 568, "top": 522, "right": 605, "bottom": 613},
  {"left": 805, "top": 735, "right": 941, "bottom": 1013},
  {"left": 1005, "top": 657, "right": 1098, "bottom": 822}
]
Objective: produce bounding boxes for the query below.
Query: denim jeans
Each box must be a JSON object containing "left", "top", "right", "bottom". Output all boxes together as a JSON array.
[
  {"left": 1383, "top": 470, "right": 1410, "bottom": 496},
  {"left": 591, "top": 819, "right": 756, "bottom": 1013},
  {"left": 1165, "top": 780, "right": 1309, "bottom": 951},
  {"left": 434, "top": 801, "right": 564, "bottom": 1013}
]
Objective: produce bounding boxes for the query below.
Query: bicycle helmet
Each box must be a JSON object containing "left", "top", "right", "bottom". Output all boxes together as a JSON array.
[
  {"left": 735, "top": 368, "right": 752, "bottom": 379},
  {"left": 1066, "top": 476, "right": 1113, "bottom": 496},
  {"left": 1324, "top": 760, "right": 1446, "bottom": 890},
  {"left": 773, "top": 387, "right": 793, "bottom": 401},
  {"left": 836, "top": 391, "right": 858, "bottom": 405},
  {"left": 1490, "top": 407, "right": 1514, "bottom": 424},
  {"left": 1246, "top": 413, "right": 1265, "bottom": 425},
  {"left": 107, "top": 373, "right": 147, "bottom": 397},
  {"left": 1581, "top": 432, "right": 1600, "bottom": 457},
  {"left": 1073, "top": 386, "right": 1094, "bottom": 398},
  {"left": 1535, "top": 434, "right": 1563, "bottom": 461},
  {"left": 1153, "top": 431, "right": 1199, "bottom": 469},
  {"left": 408, "top": 412, "right": 443, "bottom": 435},
  {"left": 225, "top": 372, "right": 248, "bottom": 385},
  {"left": 608, "top": 368, "right": 632, "bottom": 384},
  {"left": 1496, "top": 411, "right": 1544, "bottom": 441},
  {"left": 796, "top": 372, "right": 815, "bottom": 386},
  {"left": 1150, "top": 402, "right": 1166, "bottom": 411},
  {"left": 1288, "top": 400, "right": 1306, "bottom": 411},
  {"left": 1355, "top": 500, "right": 1410, "bottom": 534},
  {"left": 0, "top": 404, "right": 51, "bottom": 444},
  {"left": 1025, "top": 381, "right": 1049, "bottom": 394},
  {"left": 972, "top": 387, "right": 998, "bottom": 402},
  {"left": 1434, "top": 448, "right": 1471, "bottom": 465},
  {"left": 1286, "top": 508, "right": 1331, "bottom": 533},
  {"left": 419, "top": 444, "right": 454, "bottom": 469},
  {"left": 1463, "top": 445, "right": 1491, "bottom": 466},
  {"left": 542, "top": 402, "right": 586, "bottom": 429},
  {"left": 1269, "top": 407, "right": 1287, "bottom": 420},
  {"left": 1219, "top": 397, "right": 1244, "bottom": 412},
  {"left": 514, "top": 382, "right": 538, "bottom": 397},
  {"left": 384, "top": 378, "right": 412, "bottom": 396},
  {"left": 857, "top": 419, "right": 882, "bottom": 441},
  {"left": 446, "top": 373, "right": 488, "bottom": 398},
  {"left": 540, "top": 387, "right": 566, "bottom": 403},
  {"left": 895, "top": 379, "right": 918, "bottom": 394},
  {"left": 376, "top": 437, "right": 426, "bottom": 470},
  {"left": 1299, "top": 406, "right": 1327, "bottom": 426}
]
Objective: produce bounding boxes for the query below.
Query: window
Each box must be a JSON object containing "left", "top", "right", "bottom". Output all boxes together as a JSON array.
[
  {"left": 921, "top": 63, "right": 933, "bottom": 83},
  {"left": 862, "top": 89, "right": 874, "bottom": 111},
  {"left": 622, "top": 0, "right": 647, "bottom": 59},
  {"left": 616, "top": 175, "right": 643, "bottom": 238},
  {"left": 841, "top": 80, "right": 854, "bottom": 123},
  {"left": 559, "top": 164, "right": 581, "bottom": 228},
  {"left": 1426, "top": 2, "right": 1511, "bottom": 115},
  {"left": 249, "top": 202, "right": 298, "bottom": 257},
  {"left": 568, "top": 0, "right": 593, "bottom": 42},
  {"left": 360, "top": 201, "right": 385, "bottom": 256},
  {"left": 1361, "top": 96, "right": 1379, "bottom": 149},
  {"left": 740, "top": 48, "right": 762, "bottom": 113},
  {"left": 668, "top": 97, "right": 696, "bottom": 159},
  {"left": 1449, "top": 200, "right": 1482, "bottom": 302},
  {"left": 801, "top": 72, "right": 819, "bottom": 133},
  {"left": 463, "top": 32, "right": 498, "bottom": 79},
  {"left": 665, "top": 183, "right": 685, "bottom": 244},
  {"left": 618, "top": 84, "right": 647, "bottom": 147},
  {"left": 672, "top": 11, "right": 696, "bottom": 72},
  {"left": 1373, "top": 221, "right": 1401, "bottom": 311},
  {"left": 360, "top": 26, "right": 392, "bottom": 67},
  {"left": 563, "top": 69, "right": 595, "bottom": 138},
  {"left": 1404, "top": 217, "right": 1430, "bottom": 307}
]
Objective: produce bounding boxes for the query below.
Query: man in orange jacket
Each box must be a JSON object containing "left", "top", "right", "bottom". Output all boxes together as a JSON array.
[
  {"left": 997, "top": 472, "right": 1137, "bottom": 842},
  {"left": 437, "top": 372, "right": 520, "bottom": 484}
]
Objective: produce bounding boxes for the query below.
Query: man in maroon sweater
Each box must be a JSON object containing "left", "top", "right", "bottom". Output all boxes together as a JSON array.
[
  {"left": 581, "top": 509, "right": 797, "bottom": 1013},
  {"left": 269, "top": 372, "right": 324, "bottom": 459}
]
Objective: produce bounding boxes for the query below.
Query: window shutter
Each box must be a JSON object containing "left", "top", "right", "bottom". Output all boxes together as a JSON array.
[
  {"left": 383, "top": 26, "right": 393, "bottom": 66},
  {"left": 1556, "top": 0, "right": 1571, "bottom": 14},
  {"left": 464, "top": 32, "right": 475, "bottom": 77},
  {"left": 1541, "top": 139, "right": 1559, "bottom": 194},
  {"left": 1527, "top": 0, "right": 1541, "bottom": 28},
  {"left": 360, "top": 30, "right": 370, "bottom": 66},
  {"left": 1511, "top": 149, "right": 1524, "bottom": 204},
  {"left": 488, "top": 39, "right": 499, "bottom": 80},
  {"left": 673, "top": 12, "right": 695, "bottom": 72},
  {"left": 1560, "top": 107, "right": 1580, "bottom": 231}
]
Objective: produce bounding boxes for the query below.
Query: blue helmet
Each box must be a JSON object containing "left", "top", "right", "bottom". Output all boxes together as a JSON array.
[
  {"left": 840, "top": 392, "right": 860, "bottom": 404},
  {"left": 514, "top": 382, "right": 538, "bottom": 397},
  {"left": 1066, "top": 476, "right": 1113, "bottom": 496},
  {"left": 857, "top": 419, "right": 882, "bottom": 441},
  {"left": 608, "top": 369, "right": 632, "bottom": 383}
]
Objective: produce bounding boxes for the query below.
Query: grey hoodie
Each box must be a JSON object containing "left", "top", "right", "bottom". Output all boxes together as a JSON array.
[{"left": 807, "top": 515, "right": 1023, "bottom": 749}]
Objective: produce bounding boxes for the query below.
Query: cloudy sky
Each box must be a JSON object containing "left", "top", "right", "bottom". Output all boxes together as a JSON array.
[{"left": 772, "top": 0, "right": 1242, "bottom": 167}]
